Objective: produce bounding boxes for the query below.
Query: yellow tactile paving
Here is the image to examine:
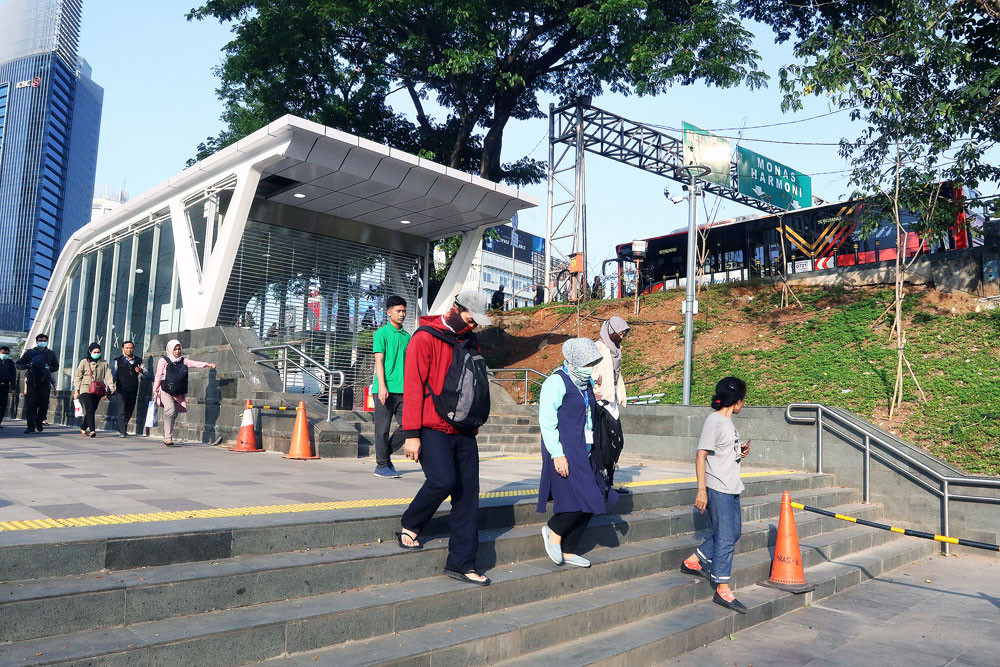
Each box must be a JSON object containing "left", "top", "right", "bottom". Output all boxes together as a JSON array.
[{"left": 0, "top": 470, "right": 796, "bottom": 533}]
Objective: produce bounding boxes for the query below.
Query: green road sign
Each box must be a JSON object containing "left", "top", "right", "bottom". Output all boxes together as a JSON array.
[
  {"left": 682, "top": 122, "right": 730, "bottom": 187},
  {"left": 737, "top": 146, "right": 812, "bottom": 210}
]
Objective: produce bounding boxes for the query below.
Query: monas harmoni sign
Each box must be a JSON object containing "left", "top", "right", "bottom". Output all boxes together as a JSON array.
[{"left": 737, "top": 146, "right": 812, "bottom": 210}]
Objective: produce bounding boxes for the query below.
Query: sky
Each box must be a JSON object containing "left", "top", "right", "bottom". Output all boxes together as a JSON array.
[{"left": 80, "top": 2, "right": 997, "bottom": 279}]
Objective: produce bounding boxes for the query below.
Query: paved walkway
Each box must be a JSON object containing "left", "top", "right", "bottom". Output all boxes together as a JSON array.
[
  {"left": 0, "top": 418, "right": 783, "bottom": 529},
  {"left": 664, "top": 553, "right": 1000, "bottom": 667}
]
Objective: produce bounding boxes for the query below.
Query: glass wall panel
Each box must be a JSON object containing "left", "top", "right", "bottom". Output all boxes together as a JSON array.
[
  {"left": 61, "top": 259, "right": 82, "bottom": 390},
  {"left": 130, "top": 228, "right": 155, "bottom": 351},
  {"left": 110, "top": 235, "right": 133, "bottom": 348},
  {"left": 151, "top": 219, "right": 175, "bottom": 343},
  {"left": 96, "top": 246, "right": 113, "bottom": 346},
  {"left": 49, "top": 291, "right": 65, "bottom": 389},
  {"left": 75, "top": 253, "right": 97, "bottom": 369},
  {"left": 186, "top": 201, "right": 209, "bottom": 271}
]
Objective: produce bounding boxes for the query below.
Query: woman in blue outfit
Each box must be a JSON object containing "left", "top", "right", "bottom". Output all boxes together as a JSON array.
[{"left": 537, "top": 338, "right": 619, "bottom": 568}]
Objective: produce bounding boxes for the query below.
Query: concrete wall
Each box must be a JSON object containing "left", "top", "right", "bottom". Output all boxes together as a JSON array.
[{"left": 622, "top": 404, "right": 1000, "bottom": 556}]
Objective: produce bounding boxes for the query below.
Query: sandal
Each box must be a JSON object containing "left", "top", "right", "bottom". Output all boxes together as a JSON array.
[
  {"left": 163, "top": 440, "right": 174, "bottom": 447},
  {"left": 444, "top": 568, "right": 491, "bottom": 586},
  {"left": 394, "top": 530, "right": 421, "bottom": 550}
]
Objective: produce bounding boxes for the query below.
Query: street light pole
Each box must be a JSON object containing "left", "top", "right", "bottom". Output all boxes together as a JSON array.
[{"left": 682, "top": 165, "right": 710, "bottom": 406}]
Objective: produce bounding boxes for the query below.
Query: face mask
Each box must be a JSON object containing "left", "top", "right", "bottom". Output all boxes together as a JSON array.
[
  {"left": 37, "top": 341, "right": 48, "bottom": 348},
  {"left": 445, "top": 309, "right": 473, "bottom": 336},
  {"left": 570, "top": 366, "right": 594, "bottom": 381},
  {"left": 0, "top": 354, "right": 8, "bottom": 360},
  {"left": 91, "top": 353, "right": 101, "bottom": 360}
]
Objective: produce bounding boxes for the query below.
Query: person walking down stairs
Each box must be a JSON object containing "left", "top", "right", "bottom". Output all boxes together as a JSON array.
[
  {"left": 538, "top": 338, "right": 619, "bottom": 569},
  {"left": 680, "top": 376, "right": 751, "bottom": 614},
  {"left": 153, "top": 339, "right": 216, "bottom": 447}
]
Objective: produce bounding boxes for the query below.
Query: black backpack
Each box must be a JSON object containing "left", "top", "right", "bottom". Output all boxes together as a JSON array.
[
  {"left": 28, "top": 353, "right": 51, "bottom": 386},
  {"left": 161, "top": 357, "right": 189, "bottom": 395},
  {"left": 592, "top": 404, "right": 625, "bottom": 486},
  {"left": 416, "top": 326, "right": 491, "bottom": 434}
]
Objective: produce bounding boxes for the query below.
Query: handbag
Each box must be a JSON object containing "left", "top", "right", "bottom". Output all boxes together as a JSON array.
[
  {"left": 144, "top": 401, "right": 158, "bottom": 429},
  {"left": 73, "top": 399, "right": 84, "bottom": 418},
  {"left": 88, "top": 362, "right": 107, "bottom": 397}
]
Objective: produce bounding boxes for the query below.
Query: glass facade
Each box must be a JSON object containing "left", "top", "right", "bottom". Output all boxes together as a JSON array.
[
  {"left": 218, "top": 220, "right": 421, "bottom": 403},
  {"left": 41, "top": 212, "right": 179, "bottom": 390},
  {"left": 0, "top": 0, "right": 102, "bottom": 333}
]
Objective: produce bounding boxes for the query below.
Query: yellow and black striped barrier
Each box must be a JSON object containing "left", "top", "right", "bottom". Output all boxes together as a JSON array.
[
  {"left": 789, "top": 501, "right": 1000, "bottom": 552},
  {"left": 255, "top": 405, "right": 294, "bottom": 411}
]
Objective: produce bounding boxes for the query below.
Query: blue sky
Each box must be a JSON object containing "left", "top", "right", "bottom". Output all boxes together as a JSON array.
[{"left": 80, "top": 2, "right": 995, "bottom": 277}]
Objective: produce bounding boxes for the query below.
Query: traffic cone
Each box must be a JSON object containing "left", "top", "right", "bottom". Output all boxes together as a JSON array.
[
  {"left": 761, "top": 491, "right": 815, "bottom": 593},
  {"left": 229, "top": 400, "right": 263, "bottom": 452},
  {"left": 282, "top": 401, "right": 319, "bottom": 460}
]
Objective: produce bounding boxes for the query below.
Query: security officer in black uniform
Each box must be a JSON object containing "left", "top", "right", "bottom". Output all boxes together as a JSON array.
[{"left": 16, "top": 333, "right": 59, "bottom": 433}]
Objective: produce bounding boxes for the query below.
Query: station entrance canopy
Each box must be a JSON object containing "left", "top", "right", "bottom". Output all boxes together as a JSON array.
[{"left": 28, "top": 116, "right": 536, "bottom": 398}]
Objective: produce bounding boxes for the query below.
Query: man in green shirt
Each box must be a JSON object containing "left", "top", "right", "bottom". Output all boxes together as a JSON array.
[{"left": 372, "top": 295, "right": 410, "bottom": 478}]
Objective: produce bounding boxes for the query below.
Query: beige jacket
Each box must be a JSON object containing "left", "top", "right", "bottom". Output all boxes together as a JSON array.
[
  {"left": 73, "top": 358, "right": 116, "bottom": 395},
  {"left": 593, "top": 341, "right": 627, "bottom": 407}
]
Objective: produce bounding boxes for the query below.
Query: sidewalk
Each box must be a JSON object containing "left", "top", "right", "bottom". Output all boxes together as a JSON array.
[
  {"left": 0, "top": 418, "right": 746, "bottom": 527},
  {"left": 663, "top": 553, "right": 1000, "bottom": 666}
]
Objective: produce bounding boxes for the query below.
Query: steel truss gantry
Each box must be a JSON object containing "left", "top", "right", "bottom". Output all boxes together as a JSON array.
[{"left": 543, "top": 98, "right": 783, "bottom": 299}]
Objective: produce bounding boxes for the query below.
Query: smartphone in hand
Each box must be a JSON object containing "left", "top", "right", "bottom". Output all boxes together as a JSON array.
[{"left": 740, "top": 439, "right": 751, "bottom": 458}]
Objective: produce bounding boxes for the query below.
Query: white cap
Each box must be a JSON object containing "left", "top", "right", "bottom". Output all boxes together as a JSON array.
[{"left": 454, "top": 290, "right": 493, "bottom": 326}]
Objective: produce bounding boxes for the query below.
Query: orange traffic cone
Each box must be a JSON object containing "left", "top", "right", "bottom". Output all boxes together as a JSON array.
[
  {"left": 761, "top": 491, "right": 815, "bottom": 593},
  {"left": 229, "top": 400, "right": 263, "bottom": 452},
  {"left": 282, "top": 401, "right": 319, "bottom": 460}
]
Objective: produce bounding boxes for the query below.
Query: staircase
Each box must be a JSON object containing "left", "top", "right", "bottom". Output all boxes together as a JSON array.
[
  {"left": 335, "top": 404, "right": 541, "bottom": 457},
  {"left": 0, "top": 472, "right": 935, "bottom": 666}
]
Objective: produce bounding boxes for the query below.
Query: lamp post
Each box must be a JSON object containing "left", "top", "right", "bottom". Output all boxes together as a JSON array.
[{"left": 680, "top": 165, "right": 711, "bottom": 406}]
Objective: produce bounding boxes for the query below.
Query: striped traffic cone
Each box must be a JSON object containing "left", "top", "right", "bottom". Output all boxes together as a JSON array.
[{"left": 229, "top": 400, "right": 263, "bottom": 452}]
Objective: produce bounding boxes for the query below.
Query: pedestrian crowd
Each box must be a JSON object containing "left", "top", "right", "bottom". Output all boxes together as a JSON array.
[{"left": 3, "top": 289, "right": 750, "bottom": 613}]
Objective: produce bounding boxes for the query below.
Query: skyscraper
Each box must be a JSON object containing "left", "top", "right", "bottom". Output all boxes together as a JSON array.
[{"left": 0, "top": 0, "right": 103, "bottom": 333}]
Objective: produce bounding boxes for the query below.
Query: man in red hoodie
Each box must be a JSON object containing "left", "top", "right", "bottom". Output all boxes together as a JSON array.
[{"left": 396, "top": 290, "right": 492, "bottom": 585}]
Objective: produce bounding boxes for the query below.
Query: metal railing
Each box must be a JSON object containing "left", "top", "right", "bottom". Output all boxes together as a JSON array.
[
  {"left": 630, "top": 392, "right": 667, "bottom": 405},
  {"left": 786, "top": 403, "right": 1000, "bottom": 555},
  {"left": 488, "top": 367, "right": 548, "bottom": 404},
  {"left": 249, "top": 344, "right": 346, "bottom": 422}
]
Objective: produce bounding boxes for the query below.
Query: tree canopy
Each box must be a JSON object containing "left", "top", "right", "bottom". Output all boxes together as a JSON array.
[
  {"left": 188, "top": 0, "right": 768, "bottom": 184},
  {"left": 742, "top": 0, "right": 1000, "bottom": 196}
]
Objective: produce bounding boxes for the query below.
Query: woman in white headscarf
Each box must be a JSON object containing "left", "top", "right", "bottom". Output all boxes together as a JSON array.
[
  {"left": 593, "top": 316, "right": 630, "bottom": 488},
  {"left": 153, "top": 339, "right": 216, "bottom": 446},
  {"left": 536, "top": 338, "right": 618, "bottom": 568}
]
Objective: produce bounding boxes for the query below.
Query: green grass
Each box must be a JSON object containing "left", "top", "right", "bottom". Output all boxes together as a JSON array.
[{"left": 646, "top": 285, "right": 1000, "bottom": 475}]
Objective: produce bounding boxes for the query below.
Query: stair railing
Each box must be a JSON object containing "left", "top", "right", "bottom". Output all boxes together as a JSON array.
[
  {"left": 786, "top": 403, "right": 1000, "bottom": 555},
  {"left": 488, "top": 367, "right": 548, "bottom": 404},
  {"left": 249, "top": 344, "right": 346, "bottom": 422}
]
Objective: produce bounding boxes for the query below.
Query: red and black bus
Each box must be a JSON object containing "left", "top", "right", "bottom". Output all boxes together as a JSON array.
[{"left": 615, "top": 185, "right": 983, "bottom": 296}]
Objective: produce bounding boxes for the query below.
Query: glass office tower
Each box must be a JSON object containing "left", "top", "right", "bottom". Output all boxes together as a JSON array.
[{"left": 0, "top": 0, "right": 102, "bottom": 333}]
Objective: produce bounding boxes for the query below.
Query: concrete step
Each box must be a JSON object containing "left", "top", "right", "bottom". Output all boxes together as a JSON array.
[
  {"left": 0, "top": 486, "right": 856, "bottom": 642},
  {"left": 254, "top": 523, "right": 930, "bottom": 666},
  {"left": 0, "top": 473, "right": 829, "bottom": 583},
  {"left": 0, "top": 501, "right": 897, "bottom": 666},
  {"left": 491, "top": 539, "right": 937, "bottom": 667}
]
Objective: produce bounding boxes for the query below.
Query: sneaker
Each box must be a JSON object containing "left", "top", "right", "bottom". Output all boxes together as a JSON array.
[
  {"left": 563, "top": 554, "right": 591, "bottom": 568},
  {"left": 541, "top": 525, "right": 563, "bottom": 565},
  {"left": 374, "top": 465, "right": 400, "bottom": 478},
  {"left": 24, "top": 427, "right": 34, "bottom": 434},
  {"left": 118, "top": 433, "right": 127, "bottom": 438}
]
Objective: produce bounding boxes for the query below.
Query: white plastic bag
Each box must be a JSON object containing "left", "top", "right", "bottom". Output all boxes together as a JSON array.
[
  {"left": 144, "top": 401, "right": 158, "bottom": 429},
  {"left": 73, "top": 399, "right": 84, "bottom": 418}
]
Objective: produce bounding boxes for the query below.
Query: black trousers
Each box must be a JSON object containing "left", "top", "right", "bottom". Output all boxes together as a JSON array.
[
  {"left": 0, "top": 381, "right": 9, "bottom": 424},
  {"left": 117, "top": 389, "right": 138, "bottom": 435},
  {"left": 373, "top": 392, "right": 405, "bottom": 466},
  {"left": 79, "top": 392, "right": 101, "bottom": 432},
  {"left": 24, "top": 384, "right": 50, "bottom": 429},
  {"left": 400, "top": 429, "right": 480, "bottom": 572},
  {"left": 547, "top": 511, "right": 594, "bottom": 554}
]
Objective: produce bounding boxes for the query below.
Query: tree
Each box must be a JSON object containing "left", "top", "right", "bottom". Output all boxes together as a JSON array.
[
  {"left": 188, "top": 1, "right": 768, "bottom": 183},
  {"left": 741, "top": 0, "right": 997, "bottom": 415}
]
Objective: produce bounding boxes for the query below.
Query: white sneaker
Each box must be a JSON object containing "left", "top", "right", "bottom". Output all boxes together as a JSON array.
[{"left": 541, "top": 525, "right": 563, "bottom": 565}]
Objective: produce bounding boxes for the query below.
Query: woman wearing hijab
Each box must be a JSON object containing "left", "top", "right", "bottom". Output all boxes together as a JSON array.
[
  {"left": 537, "top": 338, "right": 619, "bottom": 568},
  {"left": 153, "top": 339, "right": 217, "bottom": 446},
  {"left": 593, "top": 316, "right": 630, "bottom": 487},
  {"left": 73, "top": 343, "right": 115, "bottom": 437}
]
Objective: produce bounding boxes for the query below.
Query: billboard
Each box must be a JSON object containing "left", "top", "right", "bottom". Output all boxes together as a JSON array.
[
  {"left": 682, "top": 122, "right": 731, "bottom": 187},
  {"left": 482, "top": 224, "right": 538, "bottom": 263}
]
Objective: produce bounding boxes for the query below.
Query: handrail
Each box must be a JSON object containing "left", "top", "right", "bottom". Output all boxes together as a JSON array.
[
  {"left": 488, "top": 367, "right": 548, "bottom": 405},
  {"left": 786, "top": 403, "right": 1000, "bottom": 555},
  {"left": 249, "top": 344, "right": 346, "bottom": 421},
  {"left": 631, "top": 392, "right": 667, "bottom": 405}
]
